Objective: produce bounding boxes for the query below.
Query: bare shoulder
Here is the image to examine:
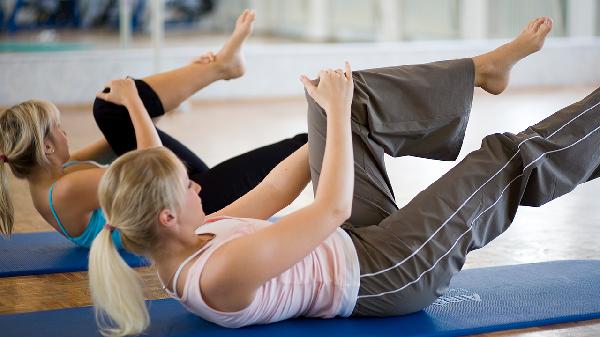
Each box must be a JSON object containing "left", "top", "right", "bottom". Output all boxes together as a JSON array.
[
  {"left": 198, "top": 241, "right": 257, "bottom": 313},
  {"left": 53, "top": 168, "right": 106, "bottom": 211},
  {"left": 55, "top": 168, "right": 105, "bottom": 196}
]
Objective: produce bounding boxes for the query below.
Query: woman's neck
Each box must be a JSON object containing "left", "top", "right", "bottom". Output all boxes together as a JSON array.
[
  {"left": 27, "top": 164, "right": 63, "bottom": 187},
  {"left": 151, "top": 232, "right": 212, "bottom": 293},
  {"left": 151, "top": 233, "right": 211, "bottom": 269}
]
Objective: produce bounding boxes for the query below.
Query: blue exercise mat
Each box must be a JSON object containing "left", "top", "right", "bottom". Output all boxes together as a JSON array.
[
  {"left": 2, "top": 260, "right": 599, "bottom": 337},
  {"left": 0, "top": 232, "right": 148, "bottom": 277}
]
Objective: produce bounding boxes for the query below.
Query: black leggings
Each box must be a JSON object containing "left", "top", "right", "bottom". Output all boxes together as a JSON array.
[{"left": 93, "top": 79, "right": 307, "bottom": 214}]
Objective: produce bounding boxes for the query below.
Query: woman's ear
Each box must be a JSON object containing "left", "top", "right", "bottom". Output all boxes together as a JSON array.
[
  {"left": 158, "top": 209, "right": 177, "bottom": 229},
  {"left": 43, "top": 139, "right": 55, "bottom": 155}
]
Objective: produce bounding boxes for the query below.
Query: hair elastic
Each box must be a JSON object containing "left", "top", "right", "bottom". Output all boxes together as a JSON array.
[
  {"left": 0, "top": 155, "right": 8, "bottom": 163},
  {"left": 105, "top": 224, "right": 116, "bottom": 233}
]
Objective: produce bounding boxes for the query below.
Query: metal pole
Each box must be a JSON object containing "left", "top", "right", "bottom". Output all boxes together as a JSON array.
[
  {"left": 377, "top": 0, "right": 403, "bottom": 41},
  {"left": 567, "top": 0, "right": 597, "bottom": 37},
  {"left": 119, "top": 0, "right": 132, "bottom": 47},
  {"left": 460, "top": 0, "right": 488, "bottom": 39},
  {"left": 151, "top": 0, "right": 165, "bottom": 73},
  {"left": 306, "top": 0, "right": 331, "bottom": 42}
]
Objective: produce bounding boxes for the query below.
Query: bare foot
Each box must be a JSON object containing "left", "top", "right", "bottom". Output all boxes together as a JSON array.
[
  {"left": 208, "top": 9, "right": 255, "bottom": 80},
  {"left": 473, "top": 17, "right": 553, "bottom": 95}
]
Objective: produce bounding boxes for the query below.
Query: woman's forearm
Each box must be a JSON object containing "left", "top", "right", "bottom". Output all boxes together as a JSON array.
[
  {"left": 313, "top": 107, "right": 353, "bottom": 219},
  {"left": 207, "top": 144, "right": 310, "bottom": 220},
  {"left": 264, "top": 144, "right": 310, "bottom": 207},
  {"left": 125, "top": 97, "right": 162, "bottom": 149}
]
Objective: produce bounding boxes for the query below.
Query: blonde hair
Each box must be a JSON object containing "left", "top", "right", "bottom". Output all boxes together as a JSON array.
[
  {"left": 89, "top": 147, "right": 186, "bottom": 337},
  {"left": 0, "top": 100, "right": 59, "bottom": 236}
]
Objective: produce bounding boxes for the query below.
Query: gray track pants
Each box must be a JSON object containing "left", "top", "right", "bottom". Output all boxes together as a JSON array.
[{"left": 305, "top": 58, "right": 600, "bottom": 316}]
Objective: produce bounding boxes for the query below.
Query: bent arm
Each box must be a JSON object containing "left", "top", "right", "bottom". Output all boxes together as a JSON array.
[
  {"left": 125, "top": 97, "right": 162, "bottom": 149},
  {"left": 202, "top": 65, "right": 355, "bottom": 311},
  {"left": 96, "top": 78, "right": 162, "bottom": 149},
  {"left": 208, "top": 144, "right": 310, "bottom": 220},
  {"left": 228, "top": 104, "right": 352, "bottom": 288},
  {"left": 203, "top": 112, "right": 352, "bottom": 311}
]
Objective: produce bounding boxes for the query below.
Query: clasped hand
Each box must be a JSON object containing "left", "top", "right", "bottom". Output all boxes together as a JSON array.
[
  {"left": 96, "top": 77, "right": 140, "bottom": 107},
  {"left": 301, "top": 61, "right": 354, "bottom": 117}
]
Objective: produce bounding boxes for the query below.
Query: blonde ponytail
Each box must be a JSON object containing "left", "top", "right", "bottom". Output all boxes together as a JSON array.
[
  {"left": 89, "top": 147, "right": 186, "bottom": 337},
  {"left": 89, "top": 228, "right": 149, "bottom": 337},
  {"left": 0, "top": 100, "right": 58, "bottom": 236},
  {"left": 0, "top": 163, "right": 13, "bottom": 237}
]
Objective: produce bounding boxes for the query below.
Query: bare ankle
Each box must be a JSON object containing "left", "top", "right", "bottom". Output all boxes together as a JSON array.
[
  {"left": 215, "top": 57, "right": 245, "bottom": 81},
  {"left": 472, "top": 55, "right": 489, "bottom": 88}
]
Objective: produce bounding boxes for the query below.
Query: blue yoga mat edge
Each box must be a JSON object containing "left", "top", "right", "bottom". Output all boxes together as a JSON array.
[
  {"left": 0, "top": 232, "right": 149, "bottom": 277},
  {"left": 2, "top": 260, "right": 600, "bottom": 337},
  {"left": 447, "top": 314, "right": 600, "bottom": 337}
]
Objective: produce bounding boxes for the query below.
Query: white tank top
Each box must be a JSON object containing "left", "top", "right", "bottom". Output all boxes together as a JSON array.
[{"left": 159, "top": 217, "right": 360, "bottom": 328}]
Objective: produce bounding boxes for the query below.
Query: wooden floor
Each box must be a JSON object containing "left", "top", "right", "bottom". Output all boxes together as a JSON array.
[{"left": 2, "top": 85, "right": 600, "bottom": 336}]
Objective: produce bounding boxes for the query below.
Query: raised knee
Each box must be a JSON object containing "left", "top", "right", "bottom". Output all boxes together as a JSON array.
[
  {"left": 92, "top": 96, "right": 129, "bottom": 127},
  {"left": 92, "top": 97, "right": 110, "bottom": 123}
]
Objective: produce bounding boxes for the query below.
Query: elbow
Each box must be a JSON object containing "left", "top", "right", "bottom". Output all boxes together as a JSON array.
[
  {"left": 335, "top": 211, "right": 351, "bottom": 224},
  {"left": 137, "top": 141, "right": 162, "bottom": 150},
  {"left": 340, "top": 205, "right": 352, "bottom": 222},
  {"left": 329, "top": 202, "right": 352, "bottom": 223},
  {"left": 314, "top": 196, "right": 353, "bottom": 224},
  {"left": 338, "top": 195, "right": 353, "bottom": 221}
]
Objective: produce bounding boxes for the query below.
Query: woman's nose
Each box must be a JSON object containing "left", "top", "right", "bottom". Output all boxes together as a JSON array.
[{"left": 193, "top": 181, "right": 201, "bottom": 193}]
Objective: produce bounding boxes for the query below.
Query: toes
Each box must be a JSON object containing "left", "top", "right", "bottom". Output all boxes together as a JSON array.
[
  {"left": 243, "top": 10, "right": 255, "bottom": 24},
  {"left": 539, "top": 17, "right": 553, "bottom": 34},
  {"left": 236, "top": 9, "right": 248, "bottom": 26},
  {"left": 235, "top": 9, "right": 255, "bottom": 28},
  {"left": 533, "top": 17, "right": 552, "bottom": 37},
  {"left": 531, "top": 17, "right": 547, "bottom": 32}
]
